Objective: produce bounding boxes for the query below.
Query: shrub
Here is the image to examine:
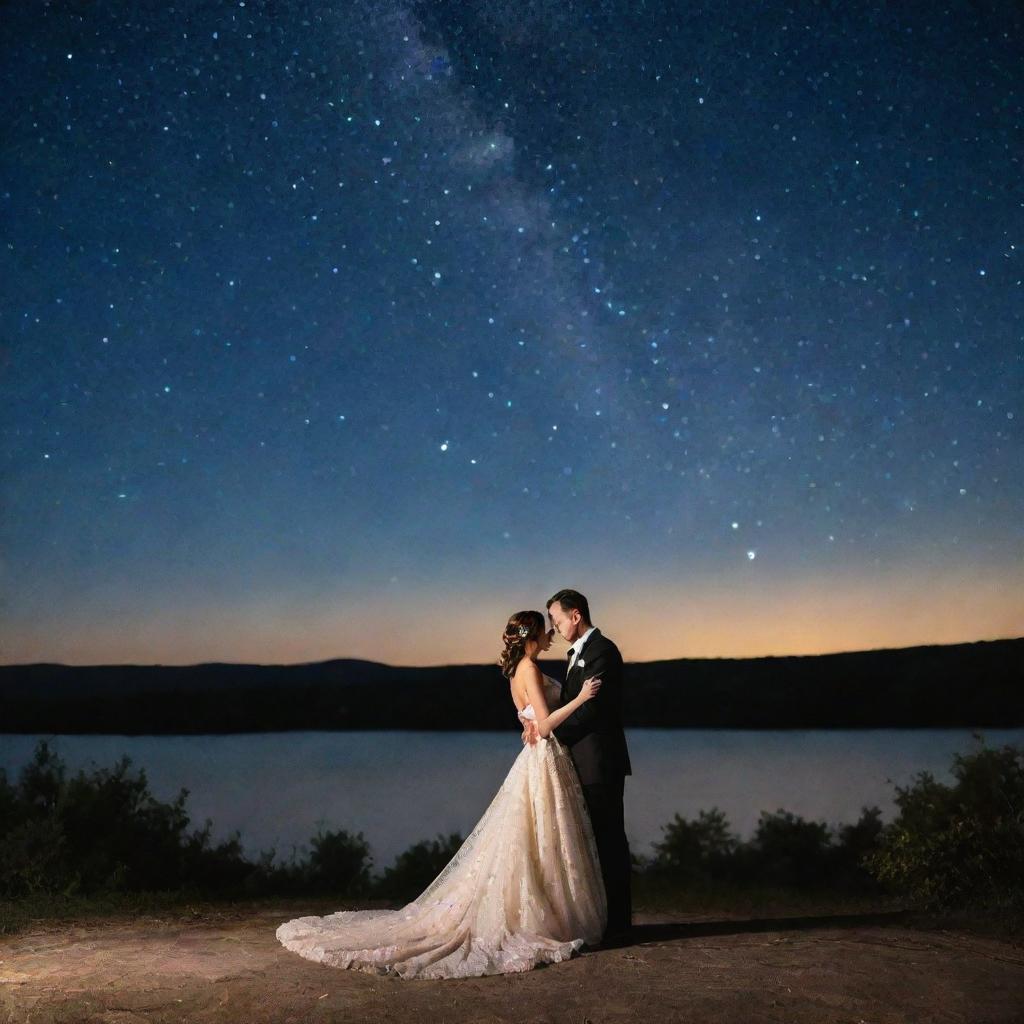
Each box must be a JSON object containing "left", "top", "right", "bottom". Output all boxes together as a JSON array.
[
  {"left": 374, "top": 833, "right": 464, "bottom": 903},
  {"left": 866, "top": 742, "right": 1024, "bottom": 911},
  {"left": 0, "top": 741, "right": 250, "bottom": 897},
  {"left": 652, "top": 808, "right": 738, "bottom": 881},
  {"left": 833, "top": 806, "right": 885, "bottom": 889},
  {"left": 743, "top": 808, "right": 834, "bottom": 886},
  {"left": 0, "top": 742, "right": 447, "bottom": 903},
  {"left": 650, "top": 803, "right": 885, "bottom": 892},
  {"left": 0, "top": 817, "right": 68, "bottom": 895},
  {"left": 307, "top": 827, "right": 373, "bottom": 896}
]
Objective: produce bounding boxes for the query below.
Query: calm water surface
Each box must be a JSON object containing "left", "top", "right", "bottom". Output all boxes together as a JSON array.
[{"left": 2, "top": 729, "right": 1021, "bottom": 868}]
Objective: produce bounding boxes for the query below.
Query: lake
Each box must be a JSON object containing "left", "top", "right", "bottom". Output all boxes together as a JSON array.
[{"left": 2, "top": 729, "right": 1021, "bottom": 869}]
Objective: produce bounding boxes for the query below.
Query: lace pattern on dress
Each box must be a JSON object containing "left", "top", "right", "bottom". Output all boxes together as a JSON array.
[{"left": 275, "top": 676, "right": 606, "bottom": 979}]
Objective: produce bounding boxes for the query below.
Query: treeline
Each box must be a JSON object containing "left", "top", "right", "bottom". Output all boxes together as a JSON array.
[
  {"left": 1, "top": 637, "right": 1021, "bottom": 732},
  {"left": 1, "top": 740, "right": 1022, "bottom": 915}
]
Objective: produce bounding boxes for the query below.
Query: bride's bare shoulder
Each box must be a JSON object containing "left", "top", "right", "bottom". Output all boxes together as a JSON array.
[{"left": 513, "top": 658, "right": 542, "bottom": 684}]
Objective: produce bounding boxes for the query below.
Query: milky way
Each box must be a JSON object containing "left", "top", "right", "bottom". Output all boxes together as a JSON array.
[{"left": 2, "top": 1, "right": 1021, "bottom": 665}]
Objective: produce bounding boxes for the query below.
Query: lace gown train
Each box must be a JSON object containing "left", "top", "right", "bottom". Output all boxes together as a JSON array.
[{"left": 275, "top": 675, "right": 607, "bottom": 979}]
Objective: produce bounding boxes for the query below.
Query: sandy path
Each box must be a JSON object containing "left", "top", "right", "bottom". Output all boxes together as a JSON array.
[{"left": 1, "top": 906, "right": 1022, "bottom": 1023}]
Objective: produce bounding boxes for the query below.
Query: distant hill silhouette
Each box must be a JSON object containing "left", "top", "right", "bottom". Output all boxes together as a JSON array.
[{"left": 1, "top": 637, "right": 1021, "bottom": 734}]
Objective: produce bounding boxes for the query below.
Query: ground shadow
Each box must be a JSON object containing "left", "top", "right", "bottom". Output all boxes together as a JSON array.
[{"left": 620, "top": 910, "right": 912, "bottom": 946}]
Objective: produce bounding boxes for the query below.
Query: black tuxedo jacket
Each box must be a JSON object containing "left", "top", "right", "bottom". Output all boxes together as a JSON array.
[{"left": 553, "top": 627, "right": 632, "bottom": 786}]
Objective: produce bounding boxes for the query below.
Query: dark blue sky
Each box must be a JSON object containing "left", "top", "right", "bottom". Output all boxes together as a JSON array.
[{"left": 2, "top": 1, "right": 1021, "bottom": 665}]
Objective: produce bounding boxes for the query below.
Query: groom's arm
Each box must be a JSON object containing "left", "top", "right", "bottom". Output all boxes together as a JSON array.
[{"left": 553, "top": 644, "right": 622, "bottom": 746}]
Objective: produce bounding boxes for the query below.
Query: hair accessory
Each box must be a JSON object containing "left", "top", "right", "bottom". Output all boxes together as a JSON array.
[{"left": 517, "top": 624, "right": 530, "bottom": 638}]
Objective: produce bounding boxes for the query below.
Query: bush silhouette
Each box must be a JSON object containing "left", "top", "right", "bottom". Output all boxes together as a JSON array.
[
  {"left": 866, "top": 741, "right": 1024, "bottom": 910},
  {"left": 0, "top": 741, "right": 249, "bottom": 897},
  {"left": 651, "top": 803, "right": 885, "bottom": 892},
  {"left": 307, "top": 827, "right": 373, "bottom": 896},
  {"left": 743, "top": 809, "right": 833, "bottom": 886},
  {"left": 0, "top": 743, "right": 443, "bottom": 901},
  {"left": 374, "top": 833, "right": 464, "bottom": 903},
  {"left": 833, "top": 806, "right": 885, "bottom": 889},
  {"left": 652, "top": 808, "right": 738, "bottom": 881}
]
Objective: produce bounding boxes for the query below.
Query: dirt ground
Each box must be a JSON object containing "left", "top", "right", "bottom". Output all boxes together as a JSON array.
[{"left": 1, "top": 903, "right": 1023, "bottom": 1024}]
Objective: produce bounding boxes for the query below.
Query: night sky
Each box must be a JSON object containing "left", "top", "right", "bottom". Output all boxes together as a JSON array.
[{"left": 2, "top": 1, "right": 1021, "bottom": 667}]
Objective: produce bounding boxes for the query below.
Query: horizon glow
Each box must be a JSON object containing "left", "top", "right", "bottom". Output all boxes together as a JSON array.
[{"left": 2, "top": 2, "right": 1021, "bottom": 669}]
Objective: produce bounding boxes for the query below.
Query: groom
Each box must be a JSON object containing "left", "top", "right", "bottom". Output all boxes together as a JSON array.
[{"left": 530, "top": 589, "right": 632, "bottom": 945}]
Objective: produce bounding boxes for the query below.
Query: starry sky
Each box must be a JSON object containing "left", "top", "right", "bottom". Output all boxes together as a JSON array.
[{"left": 2, "top": 0, "right": 1022, "bottom": 668}]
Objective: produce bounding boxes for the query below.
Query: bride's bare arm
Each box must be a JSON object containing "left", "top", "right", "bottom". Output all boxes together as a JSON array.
[{"left": 519, "top": 661, "right": 601, "bottom": 739}]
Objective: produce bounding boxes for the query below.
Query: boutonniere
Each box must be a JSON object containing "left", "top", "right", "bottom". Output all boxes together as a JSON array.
[{"left": 576, "top": 658, "right": 585, "bottom": 669}]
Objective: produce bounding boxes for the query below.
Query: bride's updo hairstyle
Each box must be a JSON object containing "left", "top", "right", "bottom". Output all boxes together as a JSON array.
[{"left": 498, "top": 610, "right": 546, "bottom": 679}]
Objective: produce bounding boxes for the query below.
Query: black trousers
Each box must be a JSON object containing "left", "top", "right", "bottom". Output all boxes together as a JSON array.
[{"left": 581, "top": 778, "right": 632, "bottom": 936}]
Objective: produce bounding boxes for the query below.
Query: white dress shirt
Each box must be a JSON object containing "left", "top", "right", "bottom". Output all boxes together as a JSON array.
[{"left": 567, "top": 626, "right": 597, "bottom": 670}]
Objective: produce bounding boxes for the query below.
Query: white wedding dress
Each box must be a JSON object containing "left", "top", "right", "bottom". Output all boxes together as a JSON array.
[{"left": 276, "top": 674, "right": 607, "bottom": 979}]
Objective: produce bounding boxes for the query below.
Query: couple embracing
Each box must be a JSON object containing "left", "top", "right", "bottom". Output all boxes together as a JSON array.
[{"left": 276, "top": 589, "right": 632, "bottom": 979}]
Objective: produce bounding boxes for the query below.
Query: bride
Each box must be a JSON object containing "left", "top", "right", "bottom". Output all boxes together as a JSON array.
[{"left": 275, "top": 610, "right": 608, "bottom": 979}]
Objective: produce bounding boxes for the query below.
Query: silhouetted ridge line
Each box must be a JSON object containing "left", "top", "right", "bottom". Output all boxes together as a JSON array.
[{"left": 1, "top": 638, "right": 1021, "bottom": 733}]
